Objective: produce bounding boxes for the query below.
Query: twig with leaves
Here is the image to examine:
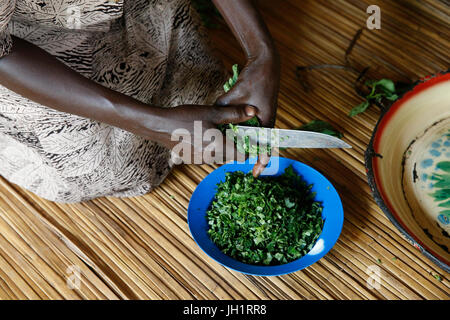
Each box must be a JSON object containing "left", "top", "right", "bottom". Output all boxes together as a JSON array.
[
  {"left": 349, "top": 79, "right": 399, "bottom": 117},
  {"left": 296, "top": 28, "right": 408, "bottom": 117}
]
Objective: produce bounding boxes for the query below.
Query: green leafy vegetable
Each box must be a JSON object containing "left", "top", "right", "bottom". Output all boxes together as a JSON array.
[
  {"left": 207, "top": 165, "right": 324, "bottom": 266},
  {"left": 296, "top": 120, "right": 343, "bottom": 138},
  {"left": 349, "top": 79, "right": 399, "bottom": 117}
]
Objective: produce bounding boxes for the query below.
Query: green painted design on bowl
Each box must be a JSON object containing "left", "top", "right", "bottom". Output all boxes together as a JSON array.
[{"left": 430, "top": 161, "right": 450, "bottom": 224}]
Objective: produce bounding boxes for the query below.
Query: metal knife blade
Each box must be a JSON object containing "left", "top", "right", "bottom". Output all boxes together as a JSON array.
[{"left": 234, "top": 126, "right": 352, "bottom": 149}]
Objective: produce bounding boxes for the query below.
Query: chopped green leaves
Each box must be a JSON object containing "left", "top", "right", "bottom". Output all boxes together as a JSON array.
[
  {"left": 206, "top": 165, "right": 324, "bottom": 266},
  {"left": 349, "top": 79, "right": 399, "bottom": 117}
]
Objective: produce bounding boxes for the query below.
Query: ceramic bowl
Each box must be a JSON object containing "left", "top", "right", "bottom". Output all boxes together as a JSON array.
[
  {"left": 187, "top": 157, "right": 344, "bottom": 276},
  {"left": 366, "top": 72, "right": 450, "bottom": 272}
]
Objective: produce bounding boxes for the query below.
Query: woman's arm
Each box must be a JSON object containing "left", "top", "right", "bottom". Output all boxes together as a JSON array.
[
  {"left": 0, "top": 37, "right": 167, "bottom": 139},
  {"left": 0, "top": 37, "right": 256, "bottom": 159},
  {"left": 212, "top": 0, "right": 277, "bottom": 71},
  {"left": 212, "top": 0, "right": 281, "bottom": 176}
]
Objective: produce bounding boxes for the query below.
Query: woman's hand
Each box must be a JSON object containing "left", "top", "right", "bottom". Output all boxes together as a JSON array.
[
  {"left": 215, "top": 56, "right": 280, "bottom": 177},
  {"left": 215, "top": 55, "right": 280, "bottom": 128},
  {"left": 154, "top": 104, "right": 257, "bottom": 164},
  {"left": 212, "top": 0, "right": 281, "bottom": 177},
  {"left": 216, "top": 56, "right": 280, "bottom": 177}
]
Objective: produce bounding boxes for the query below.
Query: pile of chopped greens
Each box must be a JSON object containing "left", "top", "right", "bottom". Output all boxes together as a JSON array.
[{"left": 207, "top": 165, "right": 324, "bottom": 266}]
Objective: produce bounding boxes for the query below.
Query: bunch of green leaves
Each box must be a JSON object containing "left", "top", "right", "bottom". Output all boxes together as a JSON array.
[
  {"left": 207, "top": 165, "right": 324, "bottom": 266},
  {"left": 349, "top": 79, "right": 399, "bottom": 117},
  {"left": 191, "top": 0, "right": 221, "bottom": 29}
]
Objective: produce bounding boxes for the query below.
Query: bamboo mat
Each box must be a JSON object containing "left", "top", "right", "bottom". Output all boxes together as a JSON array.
[{"left": 0, "top": 0, "right": 449, "bottom": 300}]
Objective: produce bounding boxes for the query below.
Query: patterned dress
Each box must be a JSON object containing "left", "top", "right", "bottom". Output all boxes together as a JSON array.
[{"left": 0, "top": 0, "right": 226, "bottom": 202}]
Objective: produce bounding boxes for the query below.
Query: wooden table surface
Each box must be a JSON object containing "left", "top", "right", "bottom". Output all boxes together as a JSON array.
[{"left": 0, "top": 0, "right": 448, "bottom": 300}]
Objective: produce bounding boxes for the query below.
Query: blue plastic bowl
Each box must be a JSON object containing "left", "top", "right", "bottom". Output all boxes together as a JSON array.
[{"left": 187, "top": 157, "right": 344, "bottom": 276}]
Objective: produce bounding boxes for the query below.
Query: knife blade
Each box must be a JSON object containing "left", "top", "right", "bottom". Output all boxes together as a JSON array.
[{"left": 234, "top": 126, "right": 352, "bottom": 149}]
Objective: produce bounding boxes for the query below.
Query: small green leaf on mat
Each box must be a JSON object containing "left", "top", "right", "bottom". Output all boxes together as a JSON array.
[
  {"left": 377, "top": 258, "right": 382, "bottom": 264},
  {"left": 296, "top": 120, "right": 343, "bottom": 138},
  {"left": 349, "top": 101, "right": 370, "bottom": 117},
  {"left": 433, "top": 273, "right": 442, "bottom": 282}
]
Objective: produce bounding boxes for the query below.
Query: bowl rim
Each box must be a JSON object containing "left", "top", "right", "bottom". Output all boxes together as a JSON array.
[
  {"left": 187, "top": 157, "right": 344, "bottom": 276},
  {"left": 365, "top": 71, "right": 450, "bottom": 272}
]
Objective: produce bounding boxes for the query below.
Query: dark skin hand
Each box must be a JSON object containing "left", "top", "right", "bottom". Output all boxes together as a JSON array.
[
  {"left": 0, "top": 0, "right": 279, "bottom": 176},
  {"left": 213, "top": 0, "right": 281, "bottom": 177}
]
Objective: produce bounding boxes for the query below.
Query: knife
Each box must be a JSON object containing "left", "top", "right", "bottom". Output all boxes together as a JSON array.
[{"left": 233, "top": 126, "right": 352, "bottom": 149}]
